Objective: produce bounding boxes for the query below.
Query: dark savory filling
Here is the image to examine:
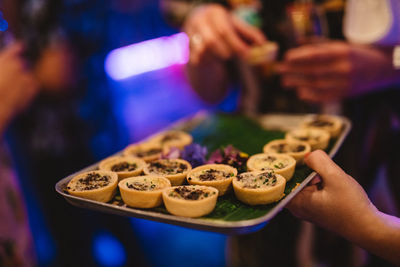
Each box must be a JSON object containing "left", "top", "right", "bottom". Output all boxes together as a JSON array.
[
  {"left": 272, "top": 144, "right": 306, "bottom": 153},
  {"left": 111, "top": 162, "right": 138, "bottom": 172},
  {"left": 126, "top": 181, "right": 157, "bottom": 191},
  {"left": 148, "top": 160, "right": 188, "bottom": 175},
  {"left": 237, "top": 172, "right": 277, "bottom": 189},
  {"left": 169, "top": 186, "right": 215, "bottom": 200},
  {"left": 134, "top": 148, "right": 162, "bottom": 157},
  {"left": 308, "top": 118, "right": 333, "bottom": 127},
  {"left": 193, "top": 169, "right": 233, "bottom": 181},
  {"left": 70, "top": 173, "right": 110, "bottom": 191},
  {"left": 160, "top": 133, "right": 179, "bottom": 143}
]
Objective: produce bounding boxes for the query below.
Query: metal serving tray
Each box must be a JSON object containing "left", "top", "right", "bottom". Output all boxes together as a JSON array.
[{"left": 56, "top": 112, "right": 351, "bottom": 235}]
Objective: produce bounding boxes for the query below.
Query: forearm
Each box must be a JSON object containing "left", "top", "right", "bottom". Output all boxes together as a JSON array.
[
  {"left": 344, "top": 207, "right": 400, "bottom": 264},
  {"left": 185, "top": 57, "right": 230, "bottom": 104}
]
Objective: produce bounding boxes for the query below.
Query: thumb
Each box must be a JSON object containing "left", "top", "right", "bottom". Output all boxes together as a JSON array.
[{"left": 304, "top": 150, "right": 347, "bottom": 186}]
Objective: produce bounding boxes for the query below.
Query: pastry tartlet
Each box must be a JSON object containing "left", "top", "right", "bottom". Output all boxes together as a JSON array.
[
  {"left": 186, "top": 164, "right": 237, "bottom": 196},
  {"left": 67, "top": 171, "right": 118, "bottom": 202},
  {"left": 232, "top": 171, "right": 286, "bottom": 205},
  {"left": 162, "top": 185, "right": 218, "bottom": 217},
  {"left": 119, "top": 175, "right": 171, "bottom": 208},
  {"left": 301, "top": 114, "right": 343, "bottom": 138},
  {"left": 143, "top": 159, "right": 192, "bottom": 186},
  {"left": 263, "top": 139, "right": 311, "bottom": 164},
  {"left": 99, "top": 156, "right": 146, "bottom": 180},
  {"left": 246, "top": 153, "right": 296, "bottom": 181},
  {"left": 149, "top": 130, "right": 193, "bottom": 149},
  {"left": 285, "top": 128, "right": 330, "bottom": 150},
  {"left": 123, "top": 142, "right": 165, "bottom": 162}
]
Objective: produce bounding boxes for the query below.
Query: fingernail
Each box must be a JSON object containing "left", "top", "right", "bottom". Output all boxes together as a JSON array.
[{"left": 304, "top": 152, "right": 311, "bottom": 159}]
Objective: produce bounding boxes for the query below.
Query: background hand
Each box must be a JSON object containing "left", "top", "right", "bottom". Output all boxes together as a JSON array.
[
  {"left": 183, "top": 4, "right": 266, "bottom": 65},
  {"left": 279, "top": 41, "right": 400, "bottom": 103}
]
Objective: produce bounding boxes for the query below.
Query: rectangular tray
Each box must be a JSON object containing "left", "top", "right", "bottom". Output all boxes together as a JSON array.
[{"left": 56, "top": 112, "right": 351, "bottom": 234}]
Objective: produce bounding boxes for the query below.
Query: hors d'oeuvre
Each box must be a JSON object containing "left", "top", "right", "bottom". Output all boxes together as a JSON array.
[
  {"left": 99, "top": 156, "right": 146, "bottom": 180},
  {"left": 232, "top": 171, "right": 286, "bottom": 205},
  {"left": 67, "top": 171, "right": 118, "bottom": 202},
  {"left": 119, "top": 176, "right": 171, "bottom": 208},
  {"left": 263, "top": 139, "right": 311, "bottom": 164},
  {"left": 162, "top": 185, "right": 218, "bottom": 217},
  {"left": 123, "top": 142, "right": 165, "bottom": 162},
  {"left": 149, "top": 130, "right": 193, "bottom": 149},
  {"left": 143, "top": 159, "right": 192, "bottom": 186},
  {"left": 301, "top": 114, "right": 343, "bottom": 138},
  {"left": 246, "top": 153, "right": 296, "bottom": 181},
  {"left": 285, "top": 128, "right": 330, "bottom": 150},
  {"left": 186, "top": 164, "right": 237, "bottom": 196}
]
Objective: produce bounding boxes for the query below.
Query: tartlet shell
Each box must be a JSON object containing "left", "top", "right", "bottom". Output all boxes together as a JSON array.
[
  {"left": 119, "top": 176, "right": 171, "bottom": 208},
  {"left": 285, "top": 128, "right": 330, "bottom": 150},
  {"left": 247, "top": 153, "right": 296, "bottom": 181},
  {"left": 99, "top": 156, "right": 146, "bottom": 180},
  {"left": 149, "top": 130, "right": 193, "bottom": 149},
  {"left": 263, "top": 139, "right": 311, "bottom": 164},
  {"left": 67, "top": 171, "right": 118, "bottom": 203},
  {"left": 186, "top": 164, "right": 238, "bottom": 196},
  {"left": 123, "top": 142, "right": 166, "bottom": 162},
  {"left": 301, "top": 114, "right": 343, "bottom": 138},
  {"left": 143, "top": 159, "right": 192, "bottom": 186},
  {"left": 162, "top": 185, "right": 218, "bottom": 217},
  {"left": 233, "top": 172, "right": 286, "bottom": 205}
]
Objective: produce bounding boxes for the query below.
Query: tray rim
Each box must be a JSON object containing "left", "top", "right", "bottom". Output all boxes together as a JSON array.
[{"left": 55, "top": 112, "right": 352, "bottom": 234}]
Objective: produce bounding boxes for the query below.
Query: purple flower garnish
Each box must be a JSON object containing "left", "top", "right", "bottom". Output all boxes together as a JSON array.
[
  {"left": 181, "top": 143, "right": 208, "bottom": 168},
  {"left": 207, "top": 145, "right": 248, "bottom": 173}
]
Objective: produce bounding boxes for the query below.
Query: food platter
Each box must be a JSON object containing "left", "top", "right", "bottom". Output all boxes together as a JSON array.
[{"left": 55, "top": 112, "right": 351, "bottom": 234}]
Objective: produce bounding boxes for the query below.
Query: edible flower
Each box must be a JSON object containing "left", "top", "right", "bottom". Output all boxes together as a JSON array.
[
  {"left": 181, "top": 143, "right": 208, "bottom": 168},
  {"left": 207, "top": 145, "right": 248, "bottom": 173}
]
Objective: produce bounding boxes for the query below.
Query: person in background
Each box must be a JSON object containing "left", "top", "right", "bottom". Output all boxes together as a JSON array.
[
  {"left": 0, "top": 41, "right": 38, "bottom": 266},
  {"left": 1, "top": 0, "right": 150, "bottom": 265},
  {"left": 287, "top": 150, "right": 400, "bottom": 265},
  {"left": 162, "top": 0, "right": 400, "bottom": 265}
]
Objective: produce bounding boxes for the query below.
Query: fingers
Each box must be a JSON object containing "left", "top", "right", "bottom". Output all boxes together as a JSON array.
[
  {"left": 304, "top": 150, "right": 347, "bottom": 186},
  {"left": 213, "top": 15, "right": 248, "bottom": 57},
  {"left": 185, "top": 4, "right": 266, "bottom": 64},
  {"left": 286, "top": 184, "right": 318, "bottom": 218},
  {"left": 231, "top": 15, "right": 266, "bottom": 45},
  {"left": 284, "top": 42, "right": 350, "bottom": 65}
]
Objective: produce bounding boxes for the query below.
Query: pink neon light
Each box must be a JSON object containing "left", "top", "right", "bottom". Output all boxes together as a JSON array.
[{"left": 105, "top": 32, "right": 189, "bottom": 80}]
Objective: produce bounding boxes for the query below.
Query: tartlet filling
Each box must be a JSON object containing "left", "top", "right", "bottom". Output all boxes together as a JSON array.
[
  {"left": 254, "top": 156, "right": 289, "bottom": 170},
  {"left": 271, "top": 143, "right": 306, "bottom": 153},
  {"left": 190, "top": 169, "right": 234, "bottom": 181},
  {"left": 236, "top": 172, "right": 277, "bottom": 189},
  {"left": 160, "top": 133, "right": 179, "bottom": 143},
  {"left": 293, "top": 133, "right": 320, "bottom": 142},
  {"left": 148, "top": 160, "right": 188, "bottom": 175},
  {"left": 134, "top": 148, "right": 162, "bottom": 157},
  {"left": 111, "top": 162, "right": 138, "bottom": 172},
  {"left": 307, "top": 117, "right": 334, "bottom": 127},
  {"left": 168, "top": 186, "right": 215, "bottom": 200},
  {"left": 69, "top": 173, "right": 110, "bottom": 191},
  {"left": 126, "top": 179, "right": 162, "bottom": 191}
]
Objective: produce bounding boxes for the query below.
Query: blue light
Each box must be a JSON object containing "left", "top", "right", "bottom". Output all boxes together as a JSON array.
[
  {"left": 0, "top": 12, "right": 8, "bottom": 31},
  {"left": 93, "top": 232, "right": 127, "bottom": 267}
]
